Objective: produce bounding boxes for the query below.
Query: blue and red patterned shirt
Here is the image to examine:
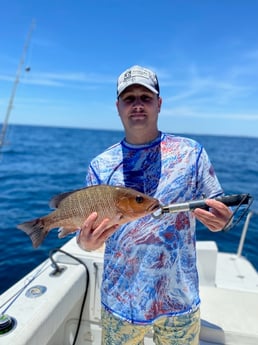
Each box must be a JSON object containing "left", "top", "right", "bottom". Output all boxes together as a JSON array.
[{"left": 85, "top": 132, "right": 223, "bottom": 324}]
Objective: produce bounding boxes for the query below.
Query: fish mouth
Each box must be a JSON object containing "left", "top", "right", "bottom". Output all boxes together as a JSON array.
[{"left": 148, "top": 202, "right": 161, "bottom": 213}]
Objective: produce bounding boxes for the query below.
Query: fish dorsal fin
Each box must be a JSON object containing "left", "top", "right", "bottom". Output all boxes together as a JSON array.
[
  {"left": 49, "top": 191, "right": 75, "bottom": 209},
  {"left": 49, "top": 185, "right": 111, "bottom": 209}
]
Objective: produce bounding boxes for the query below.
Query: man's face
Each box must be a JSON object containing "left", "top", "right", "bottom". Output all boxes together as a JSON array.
[{"left": 116, "top": 84, "right": 162, "bottom": 135}]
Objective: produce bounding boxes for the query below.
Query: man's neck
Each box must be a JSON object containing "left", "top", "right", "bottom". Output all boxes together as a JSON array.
[{"left": 125, "top": 129, "right": 160, "bottom": 145}]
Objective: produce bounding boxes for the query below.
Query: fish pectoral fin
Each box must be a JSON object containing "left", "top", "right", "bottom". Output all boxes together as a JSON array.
[
  {"left": 104, "top": 214, "right": 124, "bottom": 228},
  {"left": 112, "top": 213, "right": 124, "bottom": 224},
  {"left": 58, "top": 226, "right": 78, "bottom": 238}
]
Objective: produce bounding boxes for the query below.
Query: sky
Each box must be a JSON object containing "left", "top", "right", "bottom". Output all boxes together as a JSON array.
[{"left": 0, "top": 0, "right": 258, "bottom": 137}]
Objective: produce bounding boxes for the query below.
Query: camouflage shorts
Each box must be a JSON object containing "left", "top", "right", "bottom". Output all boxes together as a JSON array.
[{"left": 101, "top": 307, "right": 200, "bottom": 345}]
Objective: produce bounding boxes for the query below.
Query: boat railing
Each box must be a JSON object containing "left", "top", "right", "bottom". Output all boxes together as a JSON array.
[{"left": 237, "top": 210, "right": 254, "bottom": 258}]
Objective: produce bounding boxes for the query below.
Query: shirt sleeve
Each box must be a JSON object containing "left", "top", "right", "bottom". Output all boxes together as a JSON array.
[{"left": 196, "top": 147, "right": 224, "bottom": 199}]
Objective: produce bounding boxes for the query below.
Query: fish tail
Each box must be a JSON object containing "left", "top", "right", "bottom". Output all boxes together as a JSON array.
[{"left": 17, "top": 218, "right": 47, "bottom": 248}]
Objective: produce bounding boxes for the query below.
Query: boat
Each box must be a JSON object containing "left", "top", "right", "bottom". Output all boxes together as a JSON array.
[{"left": 0, "top": 208, "right": 258, "bottom": 344}]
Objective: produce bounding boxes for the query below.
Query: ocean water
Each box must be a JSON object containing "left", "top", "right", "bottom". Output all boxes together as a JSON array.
[{"left": 0, "top": 124, "right": 257, "bottom": 294}]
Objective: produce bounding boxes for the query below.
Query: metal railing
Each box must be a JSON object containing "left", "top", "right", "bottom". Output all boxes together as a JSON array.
[{"left": 237, "top": 211, "right": 254, "bottom": 258}]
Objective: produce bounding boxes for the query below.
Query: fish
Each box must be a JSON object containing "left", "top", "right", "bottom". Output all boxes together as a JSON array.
[{"left": 17, "top": 184, "right": 160, "bottom": 248}]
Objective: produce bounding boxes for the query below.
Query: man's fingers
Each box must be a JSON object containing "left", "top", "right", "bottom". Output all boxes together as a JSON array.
[
  {"left": 193, "top": 199, "right": 233, "bottom": 232},
  {"left": 78, "top": 213, "right": 119, "bottom": 251},
  {"left": 82, "top": 212, "right": 98, "bottom": 229}
]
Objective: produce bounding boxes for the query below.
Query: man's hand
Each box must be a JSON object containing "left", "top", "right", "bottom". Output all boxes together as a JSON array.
[
  {"left": 77, "top": 212, "right": 119, "bottom": 251},
  {"left": 193, "top": 199, "right": 233, "bottom": 232}
]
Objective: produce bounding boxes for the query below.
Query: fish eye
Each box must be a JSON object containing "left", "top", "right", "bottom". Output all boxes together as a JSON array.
[{"left": 135, "top": 195, "right": 144, "bottom": 203}]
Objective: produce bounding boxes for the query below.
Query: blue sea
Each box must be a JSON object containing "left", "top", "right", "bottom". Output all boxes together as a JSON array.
[{"left": 0, "top": 124, "right": 258, "bottom": 294}]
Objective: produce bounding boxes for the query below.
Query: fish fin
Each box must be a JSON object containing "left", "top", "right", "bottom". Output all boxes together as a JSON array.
[
  {"left": 49, "top": 185, "right": 111, "bottom": 209},
  {"left": 17, "top": 218, "right": 47, "bottom": 248},
  {"left": 58, "top": 226, "right": 77, "bottom": 238},
  {"left": 49, "top": 191, "right": 74, "bottom": 209}
]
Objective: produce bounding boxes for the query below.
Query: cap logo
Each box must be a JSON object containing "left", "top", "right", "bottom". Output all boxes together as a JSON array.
[{"left": 123, "top": 71, "right": 132, "bottom": 81}]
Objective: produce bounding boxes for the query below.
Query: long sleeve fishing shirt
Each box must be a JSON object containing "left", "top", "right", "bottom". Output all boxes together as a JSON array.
[{"left": 85, "top": 132, "right": 223, "bottom": 324}]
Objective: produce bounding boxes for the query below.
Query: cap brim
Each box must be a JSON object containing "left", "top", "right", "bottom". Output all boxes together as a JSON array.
[{"left": 117, "top": 82, "right": 159, "bottom": 97}]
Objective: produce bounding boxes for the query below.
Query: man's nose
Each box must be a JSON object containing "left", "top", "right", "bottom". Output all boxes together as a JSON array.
[{"left": 132, "top": 97, "right": 144, "bottom": 108}]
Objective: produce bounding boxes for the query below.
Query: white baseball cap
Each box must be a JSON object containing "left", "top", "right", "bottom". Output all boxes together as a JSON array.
[{"left": 117, "top": 65, "right": 160, "bottom": 97}]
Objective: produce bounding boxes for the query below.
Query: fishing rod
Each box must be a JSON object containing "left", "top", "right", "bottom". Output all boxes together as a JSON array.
[
  {"left": 152, "top": 194, "right": 253, "bottom": 223},
  {"left": 0, "top": 20, "right": 35, "bottom": 154}
]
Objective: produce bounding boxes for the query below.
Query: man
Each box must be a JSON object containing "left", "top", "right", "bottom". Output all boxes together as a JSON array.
[{"left": 77, "top": 65, "right": 232, "bottom": 344}]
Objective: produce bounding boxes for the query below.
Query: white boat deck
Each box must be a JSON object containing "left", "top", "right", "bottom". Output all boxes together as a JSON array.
[
  {"left": 0, "top": 236, "right": 258, "bottom": 345},
  {"left": 200, "top": 286, "right": 258, "bottom": 344}
]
